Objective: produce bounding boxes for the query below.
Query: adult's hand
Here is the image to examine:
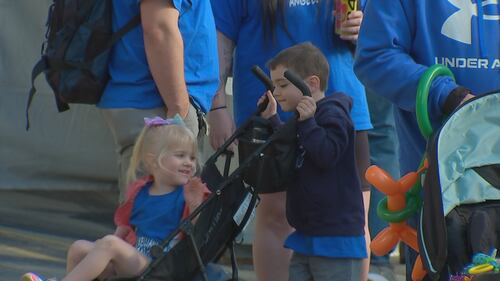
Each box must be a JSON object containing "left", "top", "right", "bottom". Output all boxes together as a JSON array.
[
  {"left": 207, "top": 108, "right": 236, "bottom": 151},
  {"left": 340, "top": 10, "right": 363, "bottom": 43},
  {"left": 460, "top": 93, "right": 475, "bottom": 105}
]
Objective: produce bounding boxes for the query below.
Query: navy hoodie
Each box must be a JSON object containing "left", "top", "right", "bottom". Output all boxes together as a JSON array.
[{"left": 273, "top": 93, "right": 365, "bottom": 236}]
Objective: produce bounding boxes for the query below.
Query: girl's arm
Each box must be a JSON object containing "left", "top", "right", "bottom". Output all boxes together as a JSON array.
[
  {"left": 114, "top": 225, "right": 131, "bottom": 239},
  {"left": 183, "top": 177, "right": 211, "bottom": 216}
]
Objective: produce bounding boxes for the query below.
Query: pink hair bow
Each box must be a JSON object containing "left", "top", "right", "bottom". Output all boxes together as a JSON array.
[{"left": 144, "top": 114, "right": 184, "bottom": 127}]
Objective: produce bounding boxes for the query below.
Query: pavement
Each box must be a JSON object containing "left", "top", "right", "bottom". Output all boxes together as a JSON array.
[{"left": 0, "top": 190, "right": 406, "bottom": 281}]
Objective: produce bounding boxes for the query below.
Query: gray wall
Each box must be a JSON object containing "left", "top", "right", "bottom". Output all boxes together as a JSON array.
[
  {"left": 0, "top": 1, "right": 118, "bottom": 190},
  {"left": 0, "top": 1, "right": 256, "bottom": 243}
]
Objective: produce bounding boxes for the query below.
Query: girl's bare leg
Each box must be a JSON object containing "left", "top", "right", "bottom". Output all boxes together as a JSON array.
[
  {"left": 62, "top": 235, "right": 149, "bottom": 281},
  {"left": 66, "top": 240, "right": 94, "bottom": 273},
  {"left": 66, "top": 240, "right": 114, "bottom": 280},
  {"left": 253, "top": 192, "right": 293, "bottom": 281}
]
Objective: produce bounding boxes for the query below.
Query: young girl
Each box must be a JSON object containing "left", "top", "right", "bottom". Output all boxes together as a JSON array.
[{"left": 21, "top": 116, "right": 221, "bottom": 281}]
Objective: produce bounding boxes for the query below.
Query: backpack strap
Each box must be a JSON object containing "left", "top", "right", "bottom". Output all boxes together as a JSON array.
[
  {"left": 26, "top": 56, "right": 70, "bottom": 130},
  {"left": 107, "top": 14, "right": 141, "bottom": 49}
]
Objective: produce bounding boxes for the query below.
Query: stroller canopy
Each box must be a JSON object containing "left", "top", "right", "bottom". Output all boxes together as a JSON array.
[{"left": 436, "top": 91, "right": 500, "bottom": 215}]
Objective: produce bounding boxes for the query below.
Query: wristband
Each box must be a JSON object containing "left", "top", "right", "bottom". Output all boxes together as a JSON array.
[{"left": 210, "top": 105, "right": 227, "bottom": 112}]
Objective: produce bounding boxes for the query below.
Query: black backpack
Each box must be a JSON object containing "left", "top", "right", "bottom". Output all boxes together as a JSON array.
[{"left": 27, "top": 0, "right": 140, "bottom": 128}]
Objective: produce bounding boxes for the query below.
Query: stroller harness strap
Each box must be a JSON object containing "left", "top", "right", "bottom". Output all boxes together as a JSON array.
[{"left": 474, "top": 165, "right": 500, "bottom": 189}]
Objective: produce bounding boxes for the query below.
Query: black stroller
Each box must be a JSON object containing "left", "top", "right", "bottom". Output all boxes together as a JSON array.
[
  {"left": 109, "top": 67, "right": 309, "bottom": 281},
  {"left": 414, "top": 66, "right": 500, "bottom": 281}
]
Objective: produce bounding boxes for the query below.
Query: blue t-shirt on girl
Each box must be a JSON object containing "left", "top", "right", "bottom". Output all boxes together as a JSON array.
[
  {"left": 211, "top": 0, "right": 372, "bottom": 130},
  {"left": 130, "top": 183, "right": 185, "bottom": 257},
  {"left": 129, "top": 182, "right": 228, "bottom": 281}
]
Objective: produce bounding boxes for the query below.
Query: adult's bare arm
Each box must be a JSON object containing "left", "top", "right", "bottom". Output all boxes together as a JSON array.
[
  {"left": 141, "top": 0, "right": 189, "bottom": 118},
  {"left": 207, "top": 31, "right": 236, "bottom": 150}
]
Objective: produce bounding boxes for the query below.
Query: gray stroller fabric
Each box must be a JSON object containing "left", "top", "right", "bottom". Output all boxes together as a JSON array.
[{"left": 437, "top": 92, "right": 500, "bottom": 215}]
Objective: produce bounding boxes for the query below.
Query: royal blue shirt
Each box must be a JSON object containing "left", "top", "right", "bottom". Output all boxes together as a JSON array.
[
  {"left": 285, "top": 231, "right": 367, "bottom": 259},
  {"left": 99, "top": 0, "right": 219, "bottom": 113},
  {"left": 130, "top": 183, "right": 184, "bottom": 243},
  {"left": 354, "top": 0, "right": 500, "bottom": 174},
  {"left": 211, "top": 0, "right": 372, "bottom": 130}
]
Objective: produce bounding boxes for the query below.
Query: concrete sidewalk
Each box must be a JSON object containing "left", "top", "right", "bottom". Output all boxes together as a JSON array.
[{"left": 0, "top": 190, "right": 405, "bottom": 281}]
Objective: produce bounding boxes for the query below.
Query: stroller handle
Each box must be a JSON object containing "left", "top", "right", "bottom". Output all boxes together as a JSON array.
[
  {"left": 252, "top": 65, "right": 273, "bottom": 113},
  {"left": 252, "top": 65, "right": 274, "bottom": 92},
  {"left": 284, "top": 70, "right": 312, "bottom": 97}
]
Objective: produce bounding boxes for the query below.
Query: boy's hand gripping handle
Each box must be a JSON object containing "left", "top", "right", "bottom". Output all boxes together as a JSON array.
[
  {"left": 284, "top": 70, "right": 312, "bottom": 119},
  {"left": 251, "top": 65, "right": 274, "bottom": 113}
]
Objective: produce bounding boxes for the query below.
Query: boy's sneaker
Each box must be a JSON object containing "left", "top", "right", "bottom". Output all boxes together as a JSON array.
[{"left": 20, "top": 272, "right": 57, "bottom": 281}]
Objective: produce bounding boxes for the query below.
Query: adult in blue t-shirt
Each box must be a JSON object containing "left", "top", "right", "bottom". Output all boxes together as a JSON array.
[
  {"left": 208, "top": 1, "right": 373, "bottom": 280},
  {"left": 98, "top": 0, "right": 219, "bottom": 202},
  {"left": 354, "top": 0, "right": 500, "bottom": 280}
]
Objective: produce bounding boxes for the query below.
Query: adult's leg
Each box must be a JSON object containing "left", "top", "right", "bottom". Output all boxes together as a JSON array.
[
  {"left": 101, "top": 105, "right": 200, "bottom": 202},
  {"left": 253, "top": 192, "right": 293, "bottom": 281},
  {"left": 355, "top": 130, "right": 371, "bottom": 281},
  {"left": 366, "top": 92, "right": 399, "bottom": 281},
  {"left": 362, "top": 189, "right": 371, "bottom": 281},
  {"left": 63, "top": 235, "right": 149, "bottom": 281}
]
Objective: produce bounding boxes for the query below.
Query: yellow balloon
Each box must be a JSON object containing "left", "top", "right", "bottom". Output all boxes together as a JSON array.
[{"left": 468, "top": 264, "right": 494, "bottom": 275}]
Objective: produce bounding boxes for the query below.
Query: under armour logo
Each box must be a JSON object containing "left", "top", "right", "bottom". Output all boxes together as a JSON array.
[{"left": 442, "top": 0, "right": 499, "bottom": 44}]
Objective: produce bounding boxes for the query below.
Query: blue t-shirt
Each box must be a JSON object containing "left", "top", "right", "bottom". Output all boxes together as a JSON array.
[
  {"left": 130, "top": 183, "right": 185, "bottom": 256},
  {"left": 285, "top": 231, "right": 367, "bottom": 259},
  {"left": 99, "top": 0, "right": 219, "bottom": 113},
  {"left": 354, "top": 0, "right": 500, "bottom": 174},
  {"left": 211, "top": 0, "right": 372, "bottom": 130}
]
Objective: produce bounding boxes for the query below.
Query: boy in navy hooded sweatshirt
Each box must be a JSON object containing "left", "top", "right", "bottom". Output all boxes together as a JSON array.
[{"left": 258, "top": 42, "right": 366, "bottom": 281}]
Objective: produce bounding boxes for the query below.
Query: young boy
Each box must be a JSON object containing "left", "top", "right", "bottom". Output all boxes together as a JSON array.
[{"left": 258, "top": 42, "right": 367, "bottom": 281}]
